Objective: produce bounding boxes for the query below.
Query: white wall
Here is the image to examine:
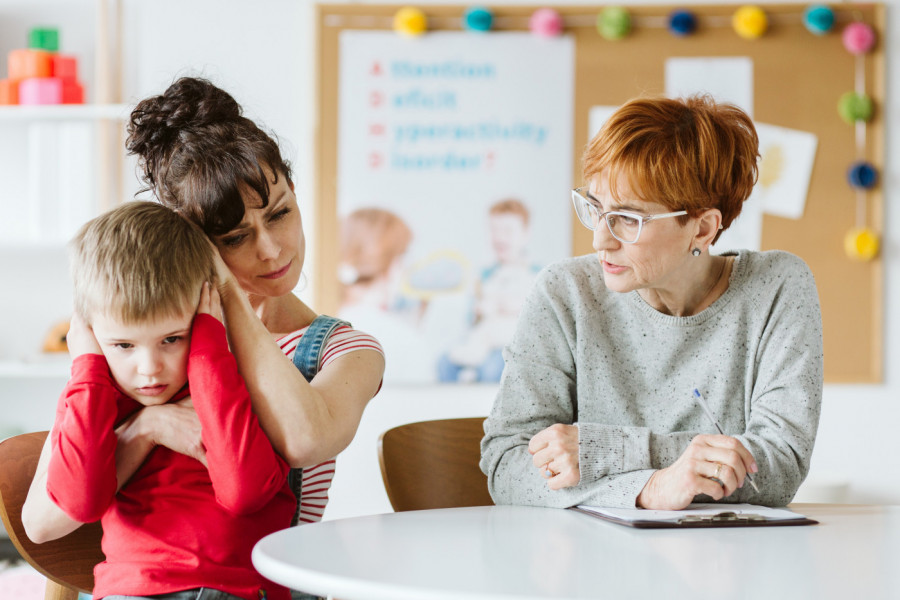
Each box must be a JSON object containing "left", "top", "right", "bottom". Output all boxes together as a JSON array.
[{"left": 0, "top": 0, "right": 897, "bottom": 524}]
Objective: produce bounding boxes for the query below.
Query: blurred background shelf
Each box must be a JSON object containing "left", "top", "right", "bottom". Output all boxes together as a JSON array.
[{"left": 0, "top": 103, "right": 130, "bottom": 121}]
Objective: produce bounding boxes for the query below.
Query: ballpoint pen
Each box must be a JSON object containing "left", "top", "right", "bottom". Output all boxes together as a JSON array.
[{"left": 692, "top": 388, "right": 760, "bottom": 494}]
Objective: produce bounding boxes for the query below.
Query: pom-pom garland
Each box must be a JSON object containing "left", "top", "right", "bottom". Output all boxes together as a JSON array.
[
  {"left": 837, "top": 91, "right": 873, "bottom": 124},
  {"left": 668, "top": 10, "right": 697, "bottom": 36},
  {"left": 842, "top": 22, "right": 876, "bottom": 54},
  {"left": 847, "top": 161, "right": 878, "bottom": 189},
  {"left": 393, "top": 7, "right": 428, "bottom": 37},
  {"left": 463, "top": 7, "right": 494, "bottom": 32},
  {"left": 597, "top": 7, "right": 632, "bottom": 40},
  {"left": 529, "top": 8, "right": 564, "bottom": 37},
  {"left": 803, "top": 5, "right": 835, "bottom": 35},
  {"left": 844, "top": 228, "right": 880, "bottom": 261},
  {"left": 732, "top": 5, "right": 768, "bottom": 39}
]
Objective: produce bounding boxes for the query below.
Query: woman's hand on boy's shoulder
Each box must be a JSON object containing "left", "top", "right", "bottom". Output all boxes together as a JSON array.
[
  {"left": 67, "top": 312, "right": 102, "bottom": 358},
  {"left": 196, "top": 281, "right": 223, "bottom": 324}
]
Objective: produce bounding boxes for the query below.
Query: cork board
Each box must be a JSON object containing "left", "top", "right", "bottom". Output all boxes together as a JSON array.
[{"left": 314, "top": 3, "right": 885, "bottom": 383}]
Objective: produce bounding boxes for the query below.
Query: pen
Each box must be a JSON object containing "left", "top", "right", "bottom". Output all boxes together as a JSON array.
[{"left": 692, "top": 388, "right": 760, "bottom": 494}]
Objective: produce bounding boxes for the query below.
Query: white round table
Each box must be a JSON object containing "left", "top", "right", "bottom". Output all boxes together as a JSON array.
[{"left": 252, "top": 504, "right": 900, "bottom": 600}]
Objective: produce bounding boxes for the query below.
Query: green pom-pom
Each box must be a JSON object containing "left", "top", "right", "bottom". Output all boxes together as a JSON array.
[
  {"left": 597, "top": 7, "right": 631, "bottom": 40},
  {"left": 837, "top": 92, "right": 873, "bottom": 124}
]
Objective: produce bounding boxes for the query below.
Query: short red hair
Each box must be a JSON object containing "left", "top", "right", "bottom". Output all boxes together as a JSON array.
[{"left": 582, "top": 95, "right": 759, "bottom": 240}]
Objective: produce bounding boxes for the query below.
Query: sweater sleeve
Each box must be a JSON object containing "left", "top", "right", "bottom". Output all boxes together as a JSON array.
[
  {"left": 729, "top": 260, "right": 823, "bottom": 506},
  {"left": 46, "top": 354, "right": 120, "bottom": 523},
  {"left": 188, "top": 314, "right": 290, "bottom": 515},
  {"left": 480, "top": 266, "right": 655, "bottom": 508}
]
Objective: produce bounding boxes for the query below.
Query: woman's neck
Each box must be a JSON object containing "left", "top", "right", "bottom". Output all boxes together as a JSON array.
[
  {"left": 248, "top": 291, "right": 317, "bottom": 335},
  {"left": 638, "top": 255, "right": 732, "bottom": 317}
]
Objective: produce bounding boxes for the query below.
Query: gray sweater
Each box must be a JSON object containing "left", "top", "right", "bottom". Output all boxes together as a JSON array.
[{"left": 480, "top": 250, "right": 823, "bottom": 508}]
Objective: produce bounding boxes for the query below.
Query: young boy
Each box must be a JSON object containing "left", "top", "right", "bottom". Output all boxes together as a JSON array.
[{"left": 39, "top": 202, "right": 295, "bottom": 600}]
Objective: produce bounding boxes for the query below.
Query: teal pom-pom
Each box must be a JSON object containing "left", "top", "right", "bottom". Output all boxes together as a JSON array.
[
  {"left": 463, "top": 7, "right": 493, "bottom": 32},
  {"left": 804, "top": 5, "right": 835, "bottom": 35}
]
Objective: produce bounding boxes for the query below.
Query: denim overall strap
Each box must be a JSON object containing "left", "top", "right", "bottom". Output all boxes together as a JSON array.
[{"left": 287, "top": 315, "right": 350, "bottom": 526}]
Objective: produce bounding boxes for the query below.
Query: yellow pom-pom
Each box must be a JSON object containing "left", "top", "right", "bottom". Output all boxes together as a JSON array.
[
  {"left": 394, "top": 7, "right": 427, "bottom": 37},
  {"left": 844, "top": 228, "right": 880, "bottom": 261},
  {"left": 733, "top": 6, "right": 768, "bottom": 39}
]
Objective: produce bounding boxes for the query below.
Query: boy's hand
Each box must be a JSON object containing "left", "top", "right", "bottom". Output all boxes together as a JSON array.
[
  {"left": 197, "top": 281, "right": 223, "bottom": 324},
  {"left": 66, "top": 312, "right": 102, "bottom": 358}
]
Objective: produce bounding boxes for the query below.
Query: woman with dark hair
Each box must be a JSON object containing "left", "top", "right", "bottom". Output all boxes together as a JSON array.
[
  {"left": 24, "top": 78, "right": 385, "bottom": 575},
  {"left": 481, "top": 95, "right": 823, "bottom": 510}
]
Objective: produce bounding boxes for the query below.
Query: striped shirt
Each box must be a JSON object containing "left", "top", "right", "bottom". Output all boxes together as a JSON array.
[{"left": 276, "top": 324, "right": 383, "bottom": 523}]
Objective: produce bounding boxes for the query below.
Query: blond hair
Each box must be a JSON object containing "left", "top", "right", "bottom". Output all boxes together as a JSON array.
[
  {"left": 582, "top": 95, "right": 759, "bottom": 240},
  {"left": 70, "top": 201, "right": 216, "bottom": 324}
]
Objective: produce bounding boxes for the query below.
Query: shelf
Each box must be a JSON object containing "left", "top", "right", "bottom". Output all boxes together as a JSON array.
[
  {"left": 0, "top": 103, "right": 132, "bottom": 122},
  {"left": 0, "top": 357, "right": 71, "bottom": 378}
]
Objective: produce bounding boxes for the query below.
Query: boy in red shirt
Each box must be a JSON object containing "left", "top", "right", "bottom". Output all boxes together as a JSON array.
[{"left": 30, "top": 202, "right": 294, "bottom": 600}]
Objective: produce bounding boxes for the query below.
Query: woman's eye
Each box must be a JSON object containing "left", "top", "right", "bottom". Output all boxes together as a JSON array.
[
  {"left": 114, "top": 343, "right": 133, "bottom": 350},
  {"left": 162, "top": 336, "right": 182, "bottom": 345},
  {"left": 221, "top": 234, "right": 246, "bottom": 248},
  {"left": 271, "top": 208, "right": 290, "bottom": 222},
  {"left": 620, "top": 215, "right": 640, "bottom": 227}
]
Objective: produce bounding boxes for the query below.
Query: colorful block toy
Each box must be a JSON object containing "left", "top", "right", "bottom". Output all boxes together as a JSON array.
[
  {"left": 4, "top": 27, "right": 85, "bottom": 105},
  {"left": 28, "top": 27, "right": 59, "bottom": 52},
  {"left": 61, "top": 80, "right": 84, "bottom": 104},
  {"left": 50, "top": 54, "right": 78, "bottom": 80},
  {"left": 9, "top": 49, "right": 52, "bottom": 80},
  {"left": 19, "top": 77, "right": 63, "bottom": 105},
  {"left": 0, "top": 79, "right": 19, "bottom": 105}
]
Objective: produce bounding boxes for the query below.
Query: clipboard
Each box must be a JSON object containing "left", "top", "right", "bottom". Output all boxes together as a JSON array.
[{"left": 571, "top": 503, "right": 819, "bottom": 529}]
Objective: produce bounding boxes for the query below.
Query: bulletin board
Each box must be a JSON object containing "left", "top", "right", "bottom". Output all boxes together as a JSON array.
[{"left": 313, "top": 3, "right": 885, "bottom": 383}]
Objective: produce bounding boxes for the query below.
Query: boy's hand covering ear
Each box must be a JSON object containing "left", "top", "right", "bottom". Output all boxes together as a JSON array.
[
  {"left": 67, "top": 312, "right": 102, "bottom": 358},
  {"left": 197, "top": 282, "right": 224, "bottom": 324}
]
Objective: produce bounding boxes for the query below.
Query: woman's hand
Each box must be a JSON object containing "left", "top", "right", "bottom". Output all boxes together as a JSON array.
[
  {"left": 119, "top": 397, "right": 207, "bottom": 467},
  {"left": 528, "top": 424, "right": 580, "bottom": 490},
  {"left": 66, "top": 312, "right": 101, "bottom": 358},
  {"left": 637, "top": 434, "right": 758, "bottom": 510}
]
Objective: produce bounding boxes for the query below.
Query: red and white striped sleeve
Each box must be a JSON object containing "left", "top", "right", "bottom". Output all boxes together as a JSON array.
[
  {"left": 278, "top": 324, "right": 383, "bottom": 524},
  {"left": 319, "top": 325, "right": 384, "bottom": 368}
]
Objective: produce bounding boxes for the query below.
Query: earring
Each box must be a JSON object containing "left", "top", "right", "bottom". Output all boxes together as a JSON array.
[{"left": 692, "top": 248, "right": 702, "bottom": 257}]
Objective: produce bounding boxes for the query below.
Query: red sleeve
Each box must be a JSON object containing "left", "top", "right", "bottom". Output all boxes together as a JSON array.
[
  {"left": 46, "top": 354, "right": 119, "bottom": 523},
  {"left": 187, "top": 314, "right": 290, "bottom": 515}
]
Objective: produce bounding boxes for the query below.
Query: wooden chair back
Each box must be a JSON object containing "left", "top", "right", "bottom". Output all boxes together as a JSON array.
[
  {"left": 0, "top": 431, "right": 104, "bottom": 600},
  {"left": 377, "top": 417, "right": 494, "bottom": 512}
]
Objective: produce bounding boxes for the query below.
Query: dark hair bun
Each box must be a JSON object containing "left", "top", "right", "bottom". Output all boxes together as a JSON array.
[{"left": 126, "top": 77, "right": 243, "bottom": 187}]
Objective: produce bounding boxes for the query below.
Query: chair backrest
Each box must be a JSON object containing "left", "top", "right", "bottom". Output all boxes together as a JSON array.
[
  {"left": 377, "top": 417, "right": 494, "bottom": 512},
  {"left": 0, "top": 431, "right": 104, "bottom": 600}
]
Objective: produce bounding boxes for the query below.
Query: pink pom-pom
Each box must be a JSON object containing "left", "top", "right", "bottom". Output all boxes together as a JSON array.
[
  {"left": 529, "top": 8, "right": 563, "bottom": 37},
  {"left": 842, "top": 22, "right": 876, "bottom": 54}
]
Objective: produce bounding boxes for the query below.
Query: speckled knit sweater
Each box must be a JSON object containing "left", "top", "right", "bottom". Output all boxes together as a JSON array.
[{"left": 480, "top": 249, "right": 823, "bottom": 508}]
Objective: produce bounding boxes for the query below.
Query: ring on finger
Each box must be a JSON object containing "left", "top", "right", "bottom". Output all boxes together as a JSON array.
[
  {"left": 713, "top": 462, "right": 723, "bottom": 480},
  {"left": 542, "top": 462, "right": 558, "bottom": 478}
]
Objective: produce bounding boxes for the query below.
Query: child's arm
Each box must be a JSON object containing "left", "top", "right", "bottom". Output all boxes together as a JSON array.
[
  {"left": 189, "top": 283, "right": 290, "bottom": 515},
  {"left": 44, "top": 314, "right": 120, "bottom": 524}
]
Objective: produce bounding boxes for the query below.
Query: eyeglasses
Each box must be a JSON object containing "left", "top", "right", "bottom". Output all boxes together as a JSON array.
[{"left": 571, "top": 187, "right": 688, "bottom": 244}]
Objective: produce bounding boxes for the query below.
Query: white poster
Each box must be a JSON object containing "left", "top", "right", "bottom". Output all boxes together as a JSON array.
[
  {"left": 665, "top": 56, "right": 754, "bottom": 117},
  {"left": 753, "top": 123, "right": 818, "bottom": 220},
  {"left": 336, "top": 31, "right": 574, "bottom": 384}
]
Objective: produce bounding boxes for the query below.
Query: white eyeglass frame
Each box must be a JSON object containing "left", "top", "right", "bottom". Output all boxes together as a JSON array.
[{"left": 571, "top": 187, "right": 688, "bottom": 244}]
